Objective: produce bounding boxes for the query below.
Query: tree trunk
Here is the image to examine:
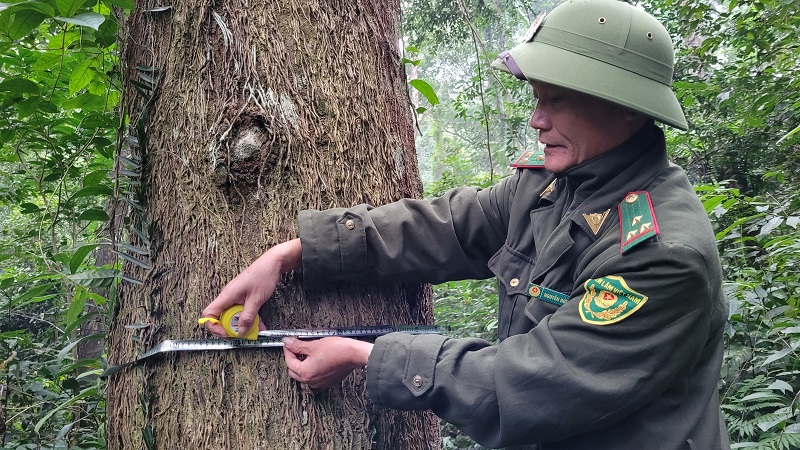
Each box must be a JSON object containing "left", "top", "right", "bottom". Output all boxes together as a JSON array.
[{"left": 106, "top": 0, "right": 437, "bottom": 448}]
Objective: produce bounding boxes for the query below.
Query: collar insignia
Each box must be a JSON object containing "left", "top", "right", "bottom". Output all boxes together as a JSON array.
[
  {"left": 540, "top": 179, "right": 556, "bottom": 198},
  {"left": 510, "top": 148, "right": 545, "bottom": 169},
  {"left": 583, "top": 209, "right": 610, "bottom": 235},
  {"left": 618, "top": 191, "right": 659, "bottom": 253}
]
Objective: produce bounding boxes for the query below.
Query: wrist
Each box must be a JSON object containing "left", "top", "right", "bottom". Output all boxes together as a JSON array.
[
  {"left": 268, "top": 238, "right": 303, "bottom": 274},
  {"left": 348, "top": 340, "right": 373, "bottom": 369}
]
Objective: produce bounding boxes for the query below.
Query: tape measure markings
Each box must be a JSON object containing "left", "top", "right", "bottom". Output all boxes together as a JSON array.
[{"left": 101, "top": 325, "right": 444, "bottom": 378}]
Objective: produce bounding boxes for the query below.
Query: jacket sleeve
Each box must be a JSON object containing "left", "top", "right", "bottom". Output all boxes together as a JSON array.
[
  {"left": 366, "top": 240, "right": 717, "bottom": 447},
  {"left": 297, "top": 175, "right": 520, "bottom": 289}
]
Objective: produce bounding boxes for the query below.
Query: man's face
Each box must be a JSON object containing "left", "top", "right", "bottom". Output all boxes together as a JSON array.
[{"left": 529, "top": 82, "right": 642, "bottom": 174}]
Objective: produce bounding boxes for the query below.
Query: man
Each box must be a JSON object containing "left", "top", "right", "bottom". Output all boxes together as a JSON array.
[{"left": 202, "top": 0, "right": 731, "bottom": 448}]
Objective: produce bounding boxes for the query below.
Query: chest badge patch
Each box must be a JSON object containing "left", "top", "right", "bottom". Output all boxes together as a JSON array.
[
  {"left": 527, "top": 283, "right": 570, "bottom": 307},
  {"left": 579, "top": 276, "right": 648, "bottom": 325}
]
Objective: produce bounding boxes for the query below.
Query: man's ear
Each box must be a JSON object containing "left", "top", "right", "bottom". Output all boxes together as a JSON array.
[
  {"left": 623, "top": 110, "right": 650, "bottom": 133},
  {"left": 623, "top": 109, "right": 645, "bottom": 123}
]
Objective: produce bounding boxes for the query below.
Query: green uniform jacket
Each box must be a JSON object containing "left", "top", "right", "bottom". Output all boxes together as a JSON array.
[{"left": 298, "top": 125, "right": 730, "bottom": 449}]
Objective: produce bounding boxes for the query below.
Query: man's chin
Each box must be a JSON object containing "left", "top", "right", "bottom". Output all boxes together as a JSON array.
[{"left": 544, "top": 160, "right": 571, "bottom": 174}]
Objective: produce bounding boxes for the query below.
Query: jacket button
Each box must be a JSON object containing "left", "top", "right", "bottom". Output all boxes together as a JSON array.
[
  {"left": 345, "top": 219, "right": 355, "bottom": 230},
  {"left": 510, "top": 278, "right": 520, "bottom": 287},
  {"left": 412, "top": 375, "right": 423, "bottom": 388}
]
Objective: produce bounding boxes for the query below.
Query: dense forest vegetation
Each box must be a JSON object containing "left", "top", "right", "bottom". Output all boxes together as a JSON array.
[{"left": 1, "top": 0, "right": 798, "bottom": 448}]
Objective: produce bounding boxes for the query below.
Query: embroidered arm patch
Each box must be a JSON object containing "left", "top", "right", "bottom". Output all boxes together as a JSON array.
[{"left": 579, "top": 276, "right": 648, "bottom": 325}]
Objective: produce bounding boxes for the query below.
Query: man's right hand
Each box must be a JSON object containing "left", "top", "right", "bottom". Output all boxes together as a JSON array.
[{"left": 201, "top": 238, "right": 303, "bottom": 337}]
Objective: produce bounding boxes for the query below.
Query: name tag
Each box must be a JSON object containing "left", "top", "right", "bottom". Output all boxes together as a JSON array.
[{"left": 527, "top": 283, "right": 570, "bottom": 307}]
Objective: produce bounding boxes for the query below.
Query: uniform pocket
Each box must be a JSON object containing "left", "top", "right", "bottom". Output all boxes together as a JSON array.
[
  {"left": 487, "top": 244, "right": 536, "bottom": 296},
  {"left": 488, "top": 245, "right": 537, "bottom": 339}
]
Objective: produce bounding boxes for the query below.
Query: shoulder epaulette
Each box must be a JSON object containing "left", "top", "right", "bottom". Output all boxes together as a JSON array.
[
  {"left": 510, "top": 148, "right": 545, "bottom": 168},
  {"left": 618, "top": 191, "right": 659, "bottom": 253}
]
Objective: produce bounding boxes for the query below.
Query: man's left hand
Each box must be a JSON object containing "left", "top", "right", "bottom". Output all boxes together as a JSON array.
[{"left": 283, "top": 337, "right": 373, "bottom": 390}]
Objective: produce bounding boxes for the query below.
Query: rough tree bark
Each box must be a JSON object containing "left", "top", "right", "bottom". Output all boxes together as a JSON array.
[{"left": 106, "top": 0, "right": 438, "bottom": 448}]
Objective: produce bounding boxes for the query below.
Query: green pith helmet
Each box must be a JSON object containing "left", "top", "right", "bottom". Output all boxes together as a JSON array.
[{"left": 492, "top": 0, "right": 688, "bottom": 130}]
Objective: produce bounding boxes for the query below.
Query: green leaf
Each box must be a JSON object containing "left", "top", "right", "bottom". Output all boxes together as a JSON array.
[
  {"left": 101, "top": 0, "right": 134, "bottom": 9},
  {"left": 740, "top": 391, "right": 777, "bottom": 402},
  {"left": 43, "top": 171, "right": 63, "bottom": 182},
  {"left": 701, "top": 195, "right": 725, "bottom": 214},
  {"left": 64, "top": 268, "right": 118, "bottom": 288},
  {"left": 130, "top": 78, "right": 153, "bottom": 92},
  {"left": 83, "top": 169, "right": 109, "bottom": 187},
  {"left": 77, "top": 207, "right": 109, "bottom": 221},
  {"left": 766, "top": 379, "right": 793, "bottom": 394},
  {"left": 2, "top": 9, "right": 47, "bottom": 39},
  {"left": 34, "top": 387, "right": 98, "bottom": 434},
  {"left": 69, "top": 58, "right": 95, "bottom": 95},
  {"left": 19, "top": 202, "right": 42, "bottom": 213},
  {"left": 11, "top": 282, "right": 55, "bottom": 308},
  {"left": 55, "top": 0, "right": 85, "bottom": 16},
  {"left": 1, "top": 1, "right": 54, "bottom": 16},
  {"left": 409, "top": 79, "right": 440, "bottom": 106},
  {"left": 64, "top": 288, "right": 88, "bottom": 327},
  {"left": 118, "top": 155, "right": 141, "bottom": 169},
  {"left": 94, "top": 14, "right": 118, "bottom": 47},
  {"left": 0, "top": 77, "right": 40, "bottom": 95},
  {"left": 116, "top": 251, "right": 151, "bottom": 269},
  {"left": 65, "top": 309, "right": 99, "bottom": 336},
  {"left": 69, "top": 243, "right": 99, "bottom": 273},
  {"left": 62, "top": 92, "right": 105, "bottom": 110},
  {"left": 137, "top": 71, "right": 156, "bottom": 86},
  {"left": 16, "top": 95, "right": 40, "bottom": 118},
  {"left": 130, "top": 225, "right": 150, "bottom": 245},
  {"left": 121, "top": 197, "right": 143, "bottom": 210},
  {"left": 120, "top": 274, "right": 143, "bottom": 285},
  {"left": 760, "top": 216, "right": 783, "bottom": 235},
  {"left": 762, "top": 348, "right": 794, "bottom": 366},
  {"left": 715, "top": 213, "right": 767, "bottom": 240},
  {"left": 67, "top": 185, "right": 113, "bottom": 204},
  {"left": 55, "top": 422, "right": 77, "bottom": 446},
  {"left": 54, "top": 12, "right": 105, "bottom": 30},
  {"left": 117, "top": 243, "right": 149, "bottom": 255},
  {"left": 777, "top": 124, "right": 800, "bottom": 145},
  {"left": 37, "top": 99, "right": 59, "bottom": 113}
]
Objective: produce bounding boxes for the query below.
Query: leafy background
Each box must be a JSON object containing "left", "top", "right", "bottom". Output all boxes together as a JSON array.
[{"left": 1, "top": 0, "right": 799, "bottom": 448}]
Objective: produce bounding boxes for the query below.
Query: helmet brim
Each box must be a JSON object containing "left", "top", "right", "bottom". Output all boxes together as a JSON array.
[{"left": 492, "top": 41, "right": 688, "bottom": 131}]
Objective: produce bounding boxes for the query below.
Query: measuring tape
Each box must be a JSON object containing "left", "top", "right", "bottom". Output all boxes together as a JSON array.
[{"left": 101, "top": 305, "right": 444, "bottom": 378}]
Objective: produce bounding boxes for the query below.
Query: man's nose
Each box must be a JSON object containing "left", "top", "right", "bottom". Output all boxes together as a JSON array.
[{"left": 530, "top": 107, "right": 549, "bottom": 130}]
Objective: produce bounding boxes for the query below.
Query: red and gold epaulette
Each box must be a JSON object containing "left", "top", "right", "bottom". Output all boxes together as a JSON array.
[
  {"left": 618, "top": 191, "right": 659, "bottom": 253},
  {"left": 510, "top": 148, "right": 545, "bottom": 168}
]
